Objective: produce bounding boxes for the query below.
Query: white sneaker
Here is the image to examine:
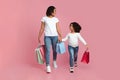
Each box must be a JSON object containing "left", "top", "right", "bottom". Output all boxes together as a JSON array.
[
  {"left": 53, "top": 61, "right": 58, "bottom": 68},
  {"left": 70, "top": 67, "right": 74, "bottom": 73},
  {"left": 46, "top": 66, "right": 51, "bottom": 73}
]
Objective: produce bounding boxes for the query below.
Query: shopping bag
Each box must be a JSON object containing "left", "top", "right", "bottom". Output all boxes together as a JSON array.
[
  {"left": 56, "top": 42, "right": 66, "bottom": 54},
  {"left": 81, "top": 51, "right": 89, "bottom": 64},
  {"left": 35, "top": 45, "right": 45, "bottom": 64},
  {"left": 39, "top": 45, "right": 45, "bottom": 61}
]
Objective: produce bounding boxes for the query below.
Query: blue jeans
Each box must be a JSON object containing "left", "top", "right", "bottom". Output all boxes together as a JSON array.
[
  {"left": 68, "top": 45, "right": 79, "bottom": 67},
  {"left": 44, "top": 36, "right": 58, "bottom": 66}
]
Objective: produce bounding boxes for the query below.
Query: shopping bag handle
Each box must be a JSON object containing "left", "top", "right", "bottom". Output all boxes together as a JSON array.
[
  {"left": 37, "top": 43, "right": 42, "bottom": 48},
  {"left": 85, "top": 47, "right": 89, "bottom": 52},
  {"left": 38, "top": 43, "right": 45, "bottom": 47}
]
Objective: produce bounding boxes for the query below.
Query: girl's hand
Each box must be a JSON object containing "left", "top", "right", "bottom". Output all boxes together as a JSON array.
[{"left": 86, "top": 45, "right": 89, "bottom": 51}]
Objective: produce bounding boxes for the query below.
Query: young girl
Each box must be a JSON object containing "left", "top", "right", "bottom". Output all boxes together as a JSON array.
[
  {"left": 62, "top": 22, "right": 88, "bottom": 73},
  {"left": 38, "top": 6, "right": 62, "bottom": 73}
]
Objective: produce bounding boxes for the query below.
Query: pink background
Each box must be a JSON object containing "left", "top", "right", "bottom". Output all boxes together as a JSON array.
[{"left": 0, "top": 0, "right": 120, "bottom": 80}]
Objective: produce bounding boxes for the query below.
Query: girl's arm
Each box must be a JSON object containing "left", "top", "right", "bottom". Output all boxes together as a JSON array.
[
  {"left": 78, "top": 33, "right": 89, "bottom": 50},
  {"left": 38, "top": 22, "right": 45, "bottom": 43},
  {"left": 62, "top": 34, "right": 69, "bottom": 42},
  {"left": 56, "top": 22, "right": 62, "bottom": 41},
  {"left": 78, "top": 34, "right": 87, "bottom": 45}
]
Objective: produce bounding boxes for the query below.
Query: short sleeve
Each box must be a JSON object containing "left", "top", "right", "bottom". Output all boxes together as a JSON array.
[{"left": 41, "top": 17, "right": 45, "bottom": 22}]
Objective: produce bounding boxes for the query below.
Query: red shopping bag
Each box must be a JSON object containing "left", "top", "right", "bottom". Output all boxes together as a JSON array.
[{"left": 81, "top": 51, "right": 89, "bottom": 64}]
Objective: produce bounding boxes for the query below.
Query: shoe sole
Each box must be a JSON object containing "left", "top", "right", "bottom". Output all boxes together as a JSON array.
[
  {"left": 47, "top": 72, "right": 51, "bottom": 73},
  {"left": 70, "top": 71, "right": 74, "bottom": 73}
]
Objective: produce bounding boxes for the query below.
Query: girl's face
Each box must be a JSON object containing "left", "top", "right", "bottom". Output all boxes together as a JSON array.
[
  {"left": 69, "top": 24, "right": 74, "bottom": 32},
  {"left": 51, "top": 9, "right": 56, "bottom": 17}
]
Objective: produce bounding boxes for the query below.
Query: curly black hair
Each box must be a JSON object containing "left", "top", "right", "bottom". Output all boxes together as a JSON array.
[
  {"left": 70, "top": 22, "right": 82, "bottom": 33},
  {"left": 46, "top": 6, "right": 56, "bottom": 16}
]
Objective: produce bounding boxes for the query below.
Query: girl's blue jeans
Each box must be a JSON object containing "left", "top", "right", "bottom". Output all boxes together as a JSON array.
[{"left": 68, "top": 45, "right": 79, "bottom": 67}]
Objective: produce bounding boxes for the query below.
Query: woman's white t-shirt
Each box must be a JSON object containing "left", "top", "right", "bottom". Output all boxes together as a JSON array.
[
  {"left": 41, "top": 16, "right": 59, "bottom": 36},
  {"left": 62, "top": 33, "right": 87, "bottom": 47}
]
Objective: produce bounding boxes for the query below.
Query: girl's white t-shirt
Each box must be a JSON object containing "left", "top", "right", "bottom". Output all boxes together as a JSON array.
[
  {"left": 62, "top": 33, "right": 87, "bottom": 47},
  {"left": 41, "top": 16, "right": 59, "bottom": 36}
]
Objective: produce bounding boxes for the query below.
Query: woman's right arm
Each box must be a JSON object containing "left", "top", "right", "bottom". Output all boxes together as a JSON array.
[{"left": 38, "top": 22, "right": 45, "bottom": 43}]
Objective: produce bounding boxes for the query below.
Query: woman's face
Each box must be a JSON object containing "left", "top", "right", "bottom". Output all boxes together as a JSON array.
[{"left": 51, "top": 9, "right": 56, "bottom": 17}]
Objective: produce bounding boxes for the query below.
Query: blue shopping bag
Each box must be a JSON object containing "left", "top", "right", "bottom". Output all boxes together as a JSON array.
[{"left": 56, "top": 42, "right": 66, "bottom": 54}]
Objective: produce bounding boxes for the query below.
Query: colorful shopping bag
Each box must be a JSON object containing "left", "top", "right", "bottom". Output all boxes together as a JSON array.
[
  {"left": 35, "top": 45, "right": 45, "bottom": 64},
  {"left": 39, "top": 45, "right": 45, "bottom": 61},
  {"left": 81, "top": 51, "right": 90, "bottom": 64},
  {"left": 56, "top": 42, "right": 66, "bottom": 54}
]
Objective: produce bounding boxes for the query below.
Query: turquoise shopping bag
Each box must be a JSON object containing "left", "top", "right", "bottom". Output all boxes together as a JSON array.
[{"left": 56, "top": 42, "right": 66, "bottom": 54}]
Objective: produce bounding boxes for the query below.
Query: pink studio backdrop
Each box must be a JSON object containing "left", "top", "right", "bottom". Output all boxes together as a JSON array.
[{"left": 0, "top": 0, "right": 120, "bottom": 80}]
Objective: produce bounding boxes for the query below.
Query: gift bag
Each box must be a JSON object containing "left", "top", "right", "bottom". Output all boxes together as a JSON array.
[
  {"left": 81, "top": 51, "right": 89, "bottom": 64},
  {"left": 56, "top": 42, "right": 66, "bottom": 54},
  {"left": 35, "top": 45, "right": 45, "bottom": 64}
]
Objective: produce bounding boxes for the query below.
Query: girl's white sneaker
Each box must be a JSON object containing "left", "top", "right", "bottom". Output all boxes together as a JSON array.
[{"left": 70, "top": 67, "right": 74, "bottom": 73}]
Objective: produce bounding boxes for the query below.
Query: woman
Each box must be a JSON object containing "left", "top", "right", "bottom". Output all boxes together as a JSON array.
[{"left": 38, "top": 6, "right": 62, "bottom": 73}]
